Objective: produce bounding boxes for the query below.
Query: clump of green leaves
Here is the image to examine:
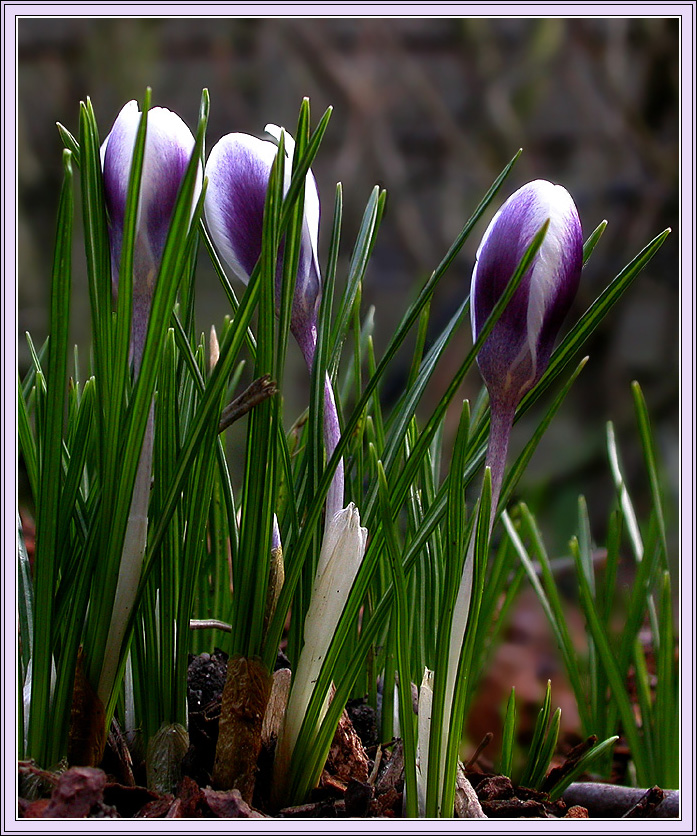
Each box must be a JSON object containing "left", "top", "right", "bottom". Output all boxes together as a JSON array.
[
  {"left": 18, "top": 87, "right": 674, "bottom": 816},
  {"left": 504, "top": 382, "right": 678, "bottom": 790}
]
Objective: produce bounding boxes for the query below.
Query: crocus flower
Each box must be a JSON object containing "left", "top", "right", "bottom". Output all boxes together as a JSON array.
[
  {"left": 435, "top": 181, "right": 583, "bottom": 815},
  {"left": 204, "top": 127, "right": 321, "bottom": 360},
  {"left": 471, "top": 178, "right": 583, "bottom": 507},
  {"left": 101, "top": 100, "right": 201, "bottom": 370},
  {"left": 204, "top": 125, "right": 344, "bottom": 520},
  {"left": 272, "top": 503, "right": 368, "bottom": 803},
  {"left": 96, "top": 101, "right": 199, "bottom": 711},
  {"left": 471, "top": 179, "right": 583, "bottom": 415}
]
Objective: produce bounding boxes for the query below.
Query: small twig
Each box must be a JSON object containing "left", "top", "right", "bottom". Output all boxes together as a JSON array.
[
  {"left": 218, "top": 375, "right": 277, "bottom": 433},
  {"left": 563, "top": 782, "right": 679, "bottom": 818},
  {"left": 465, "top": 732, "right": 493, "bottom": 771},
  {"left": 189, "top": 618, "right": 232, "bottom": 633},
  {"left": 368, "top": 745, "right": 383, "bottom": 785},
  {"left": 622, "top": 786, "right": 666, "bottom": 818}
]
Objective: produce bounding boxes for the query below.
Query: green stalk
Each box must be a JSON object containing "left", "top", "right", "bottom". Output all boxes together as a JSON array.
[
  {"left": 27, "top": 149, "right": 73, "bottom": 765},
  {"left": 378, "top": 461, "right": 419, "bottom": 817}
]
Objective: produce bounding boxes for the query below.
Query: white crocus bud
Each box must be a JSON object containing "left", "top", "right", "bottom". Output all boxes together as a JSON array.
[
  {"left": 416, "top": 667, "right": 434, "bottom": 818},
  {"left": 273, "top": 503, "right": 368, "bottom": 801}
]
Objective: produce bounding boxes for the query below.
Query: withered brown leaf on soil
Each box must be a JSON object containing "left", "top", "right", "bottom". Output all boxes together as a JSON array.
[{"left": 21, "top": 766, "right": 111, "bottom": 818}]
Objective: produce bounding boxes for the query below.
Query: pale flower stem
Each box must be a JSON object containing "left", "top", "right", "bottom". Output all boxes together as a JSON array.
[
  {"left": 98, "top": 294, "right": 154, "bottom": 708},
  {"left": 98, "top": 401, "right": 154, "bottom": 707},
  {"left": 436, "top": 399, "right": 514, "bottom": 813},
  {"left": 322, "top": 372, "right": 344, "bottom": 522},
  {"left": 297, "top": 325, "right": 345, "bottom": 522},
  {"left": 484, "top": 399, "right": 515, "bottom": 516}
]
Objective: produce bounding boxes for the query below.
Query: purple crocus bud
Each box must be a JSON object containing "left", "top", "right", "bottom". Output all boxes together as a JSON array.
[
  {"left": 203, "top": 127, "right": 322, "bottom": 360},
  {"left": 471, "top": 179, "right": 583, "bottom": 411},
  {"left": 101, "top": 100, "right": 200, "bottom": 368},
  {"left": 205, "top": 125, "right": 344, "bottom": 521}
]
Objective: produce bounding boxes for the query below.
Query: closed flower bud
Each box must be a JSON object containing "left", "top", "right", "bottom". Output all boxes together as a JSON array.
[
  {"left": 101, "top": 100, "right": 200, "bottom": 292},
  {"left": 101, "top": 101, "right": 201, "bottom": 371},
  {"left": 273, "top": 503, "right": 367, "bottom": 801},
  {"left": 471, "top": 179, "right": 583, "bottom": 410},
  {"left": 204, "top": 127, "right": 321, "bottom": 353}
]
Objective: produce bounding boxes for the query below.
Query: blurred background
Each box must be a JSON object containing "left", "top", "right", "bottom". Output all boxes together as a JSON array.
[{"left": 17, "top": 15, "right": 680, "bottom": 555}]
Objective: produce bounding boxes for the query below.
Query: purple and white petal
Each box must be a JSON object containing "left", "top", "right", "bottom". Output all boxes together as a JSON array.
[
  {"left": 204, "top": 132, "right": 279, "bottom": 284},
  {"left": 470, "top": 179, "right": 582, "bottom": 407},
  {"left": 138, "top": 107, "right": 198, "bottom": 270},
  {"left": 101, "top": 101, "right": 199, "bottom": 289},
  {"left": 204, "top": 127, "right": 322, "bottom": 349}
]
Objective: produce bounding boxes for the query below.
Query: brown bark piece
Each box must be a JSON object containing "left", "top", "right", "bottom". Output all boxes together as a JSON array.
[
  {"left": 42, "top": 767, "right": 106, "bottom": 818},
  {"left": 212, "top": 656, "right": 273, "bottom": 802},
  {"left": 344, "top": 778, "right": 374, "bottom": 817},
  {"left": 325, "top": 706, "right": 370, "bottom": 784},
  {"left": 370, "top": 741, "right": 404, "bottom": 817},
  {"left": 203, "top": 787, "right": 265, "bottom": 818},
  {"left": 476, "top": 774, "right": 514, "bottom": 801},
  {"left": 20, "top": 799, "right": 51, "bottom": 818},
  {"left": 261, "top": 667, "right": 291, "bottom": 746},
  {"left": 135, "top": 795, "right": 175, "bottom": 818},
  {"left": 176, "top": 775, "right": 205, "bottom": 818},
  {"left": 67, "top": 650, "right": 107, "bottom": 767}
]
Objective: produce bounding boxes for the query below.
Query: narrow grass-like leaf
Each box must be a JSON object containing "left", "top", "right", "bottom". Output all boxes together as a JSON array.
[
  {"left": 499, "top": 357, "right": 588, "bottom": 512},
  {"left": 519, "top": 680, "right": 552, "bottom": 788},
  {"left": 582, "top": 219, "right": 607, "bottom": 264},
  {"left": 329, "top": 187, "right": 383, "bottom": 375},
  {"left": 378, "top": 460, "right": 418, "bottom": 817},
  {"left": 18, "top": 516, "right": 34, "bottom": 684},
  {"left": 547, "top": 735, "right": 620, "bottom": 800},
  {"left": 570, "top": 536, "right": 650, "bottom": 786},
  {"left": 27, "top": 149, "right": 73, "bottom": 765},
  {"left": 56, "top": 377, "right": 95, "bottom": 555},
  {"left": 499, "top": 687, "right": 516, "bottom": 778},
  {"left": 631, "top": 381, "right": 669, "bottom": 567},
  {"left": 503, "top": 506, "right": 591, "bottom": 734},
  {"left": 18, "top": 383, "right": 38, "bottom": 504},
  {"left": 655, "top": 570, "right": 678, "bottom": 788},
  {"left": 57, "top": 122, "right": 81, "bottom": 166},
  {"left": 78, "top": 98, "right": 112, "bottom": 453},
  {"left": 519, "top": 227, "right": 670, "bottom": 415},
  {"left": 607, "top": 422, "right": 644, "bottom": 563},
  {"left": 263, "top": 152, "right": 521, "bottom": 665},
  {"left": 440, "top": 468, "right": 492, "bottom": 816},
  {"left": 425, "top": 404, "right": 472, "bottom": 814},
  {"left": 529, "top": 706, "right": 561, "bottom": 789},
  {"left": 86, "top": 90, "right": 208, "bottom": 696},
  {"left": 233, "top": 129, "right": 284, "bottom": 659}
]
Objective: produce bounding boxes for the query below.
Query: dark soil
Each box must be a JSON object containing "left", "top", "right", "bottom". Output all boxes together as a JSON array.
[{"left": 17, "top": 651, "right": 678, "bottom": 820}]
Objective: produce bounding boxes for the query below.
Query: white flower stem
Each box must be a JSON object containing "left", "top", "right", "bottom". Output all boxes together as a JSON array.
[
  {"left": 297, "top": 325, "right": 345, "bottom": 522},
  {"left": 435, "top": 400, "right": 514, "bottom": 814},
  {"left": 97, "top": 399, "right": 154, "bottom": 708}
]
